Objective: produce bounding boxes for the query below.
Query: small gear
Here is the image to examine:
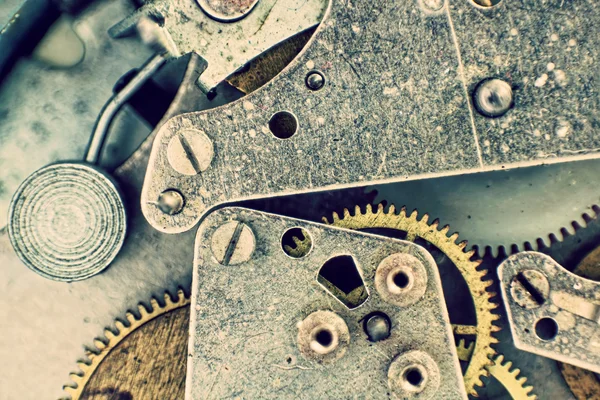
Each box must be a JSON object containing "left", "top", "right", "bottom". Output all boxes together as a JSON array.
[
  {"left": 456, "top": 340, "right": 537, "bottom": 399},
  {"left": 324, "top": 203, "right": 500, "bottom": 396}
]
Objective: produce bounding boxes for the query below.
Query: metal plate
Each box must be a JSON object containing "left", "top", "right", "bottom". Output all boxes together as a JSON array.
[
  {"left": 109, "top": 0, "right": 327, "bottom": 90},
  {"left": 187, "top": 207, "right": 466, "bottom": 399},
  {"left": 498, "top": 251, "right": 600, "bottom": 373},
  {"left": 141, "top": 0, "right": 600, "bottom": 234}
]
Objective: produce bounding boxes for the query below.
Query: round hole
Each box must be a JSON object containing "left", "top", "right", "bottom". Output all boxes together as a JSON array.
[
  {"left": 405, "top": 368, "right": 424, "bottom": 387},
  {"left": 315, "top": 328, "right": 333, "bottom": 347},
  {"left": 281, "top": 227, "right": 312, "bottom": 258},
  {"left": 534, "top": 317, "right": 559, "bottom": 341},
  {"left": 471, "top": 0, "right": 502, "bottom": 7},
  {"left": 393, "top": 271, "right": 411, "bottom": 289},
  {"left": 269, "top": 111, "right": 298, "bottom": 139}
]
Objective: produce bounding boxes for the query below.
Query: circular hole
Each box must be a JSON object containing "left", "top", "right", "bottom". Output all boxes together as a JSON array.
[
  {"left": 534, "top": 317, "right": 559, "bottom": 341},
  {"left": 404, "top": 368, "right": 424, "bottom": 387},
  {"left": 315, "top": 328, "right": 333, "bottom": 347},
  {"left": 281, "top": 227, "right": 312, "bottom": 258},
  {"left": 393, "top": 271, "right": 411, "bottom": 289},
  {"left": 269, "top": 111, "right": 298, "bottom": 139},
  {"left": 472, "top": 0, "right": 502, "bottom": 7}
]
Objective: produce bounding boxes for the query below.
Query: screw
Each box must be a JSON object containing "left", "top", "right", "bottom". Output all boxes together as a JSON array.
[
  {"left": 510, "top": 269, "right": 550, "bottom": 309},
  {"left": 419, "top": 0, "right": 444, "bottom": 13},
  {"left": 196, "top": 0, "right": 259, "bottom": 22},
  {"left": 375, "top": 253, "right": 427, "bottom": 307},
  {"left": 157, "top": 189, "right": 185, "bottom": 215},
  {"left": 305, "top": 71, "right": 325, "bottom": 91},
  {"left": 297, "top": 310, "right": 350, "bottom": 363},
  {"left": 364, "top": 312, "right": 392, "bottom": 342},
  {"left": 167, "top": 129, "right": 214, "bottom": 176},
  {"left": 210, "top": 221, "right": 256, "bottom": 265},
  {"left": 473, "top": 78, "right": 513, "bottom": 118},
  {"left": 388, "top": 350, "right": 440, "bottom": 398}
]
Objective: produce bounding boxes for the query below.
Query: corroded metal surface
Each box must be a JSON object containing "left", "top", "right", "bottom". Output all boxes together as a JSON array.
[
  {"left": 110, "top": 0, "right": 327, "bottom": 90},
  {"left": 499, "top": 252, "right": 600, "bottom": 374},
  {"left": 187, "top": 207, "right": 466, "bottom": 399},
  {"left": 141, "top": 0, "right": 600, "bottom": 234}
]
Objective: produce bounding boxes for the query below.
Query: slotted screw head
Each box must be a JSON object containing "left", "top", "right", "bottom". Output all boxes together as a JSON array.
[
  {"left": 211, "top": 221, "right": 256, "bottom": 265},
  {"left": 167, "top": 129, "right": 214, "bottom": 176},
  {"left": 510, "top": 269, "right": 550, "bottom": 309}
]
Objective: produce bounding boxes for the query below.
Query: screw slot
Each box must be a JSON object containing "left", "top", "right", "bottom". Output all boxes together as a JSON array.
[{"left": 269, "top": 111, "right": 298, "bottom": 139}]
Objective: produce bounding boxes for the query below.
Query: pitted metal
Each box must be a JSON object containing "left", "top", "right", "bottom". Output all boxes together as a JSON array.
[
  {"left": 141, "top": 0, "right": 600, "bottom": 234},
  {"left": 498, "top": 251, "right": 600, "bottom": 374},
  {"left": 186, "top": 207, "right": 466, "bottom": 399}
]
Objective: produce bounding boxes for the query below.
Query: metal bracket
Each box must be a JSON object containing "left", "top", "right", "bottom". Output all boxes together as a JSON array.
[
  {"left": 498, "top": 251, "right": 600, "bottom": 373},
  {"left": 141, "top": 0, "right": 600, "bottom": 234},
  {"left": 109, "top": 0, "right": 327, "bottom": 91},
  {"left": 186, "top": 207, "right": 466, "bottom": 399}
]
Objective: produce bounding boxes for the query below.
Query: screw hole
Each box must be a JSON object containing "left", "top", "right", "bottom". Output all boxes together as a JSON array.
[
  {"left": 315, "top": 328, "right": 333, "bottom": 347},
  {"left": 534, "top": 317, "right": 559, "bottom": 341},
  {"left": 269, "top": 111, "right": 298, "bottom": 139},
  {"left": 393, "top": 271, "right": 411, "bottom": 289},
  {"left": 405, "top": 368, "right": 423, "bottom": 386},
  {"left": 281, "top": 227, "right": 312, "bottom": 258}
]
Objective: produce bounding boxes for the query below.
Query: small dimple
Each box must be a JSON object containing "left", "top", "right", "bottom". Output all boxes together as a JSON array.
[{"left": 73, "top": 99, "right": 89, "bottom": 114}]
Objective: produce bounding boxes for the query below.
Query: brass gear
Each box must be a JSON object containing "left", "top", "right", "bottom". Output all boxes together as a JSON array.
[
  {"left": 324, "top": 203, "right": 500, "bottom": 396},
  {"left": 457, "top": 340, "right": 537, "bottom": 399},
  {"left": 63, "top": 290, "right": 190, "bottom": 400}
]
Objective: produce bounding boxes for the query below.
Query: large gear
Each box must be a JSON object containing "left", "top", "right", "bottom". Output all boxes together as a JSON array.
[{"left": 324, "top": 203, "right": 501, "bottom": 396}]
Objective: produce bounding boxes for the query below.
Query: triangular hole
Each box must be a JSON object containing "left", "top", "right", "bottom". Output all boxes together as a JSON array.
[{"left": 317, "top": 255, "right": 369, "bottom": 309}]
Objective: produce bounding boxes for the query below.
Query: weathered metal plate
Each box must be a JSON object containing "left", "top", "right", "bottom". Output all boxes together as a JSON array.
[
  {"left": 187, "top": 207, "right": 466, "bottom": 399},
  {"left": 110, "top": 0, "right": 328, "bottom": 90},
  {"left": 498, "top": 251, "right": 600, "bottom": 373},
  {"left": 141, "top": 0, "right": 600, "bottom": 234}
]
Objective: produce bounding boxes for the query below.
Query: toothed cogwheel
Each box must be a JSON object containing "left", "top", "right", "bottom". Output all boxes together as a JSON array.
[
  {"left": 323, "top": 203, "right": 501, "bottom": 396},
  {"left": 456, "top": 340, "right": 537, "bottom": 400}
]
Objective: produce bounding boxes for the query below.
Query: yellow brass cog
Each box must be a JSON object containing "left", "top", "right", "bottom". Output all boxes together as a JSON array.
[
  {"left": 457, "top": 340, "right": 537, "bottom": 399},
  {"left": 324, "top": 203, "right": 500, "bottom": 396}
]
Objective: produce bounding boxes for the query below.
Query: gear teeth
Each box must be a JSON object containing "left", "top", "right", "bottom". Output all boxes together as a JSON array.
[
  {"left": 325, "top": 204, "right": 500, "bottom": 397},
  {"left": 63, "top": 290, "right": 191, "bottom": 400},
  {"left": 488, "top": 354, "right": 537, "bottom": 399}
]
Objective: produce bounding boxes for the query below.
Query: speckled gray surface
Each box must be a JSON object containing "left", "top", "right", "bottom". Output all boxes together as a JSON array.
[
  {"left": 498, "top": 251, "right": 600, "bottom": 374},
  {"left": 187, "top": 207, "right": 466, "bottom": 399},
  {"left": 141, "top": 0, "right": 600, "bottom": 234}
]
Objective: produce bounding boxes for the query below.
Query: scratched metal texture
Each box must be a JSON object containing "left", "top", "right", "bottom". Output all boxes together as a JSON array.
[
  {"left": 498, "top": 251, "right": 600, "bottom": 374},
  {"left": 187, "top": 207, "right": 466, "bottom": 399},
  {"left": 141, "top": 0, "right": 600, "bottom": 234}
]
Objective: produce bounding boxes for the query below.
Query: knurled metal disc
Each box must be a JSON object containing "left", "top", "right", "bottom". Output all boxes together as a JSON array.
[{"left": 8, "top": 163, "right": 126, "bottom": 282}]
